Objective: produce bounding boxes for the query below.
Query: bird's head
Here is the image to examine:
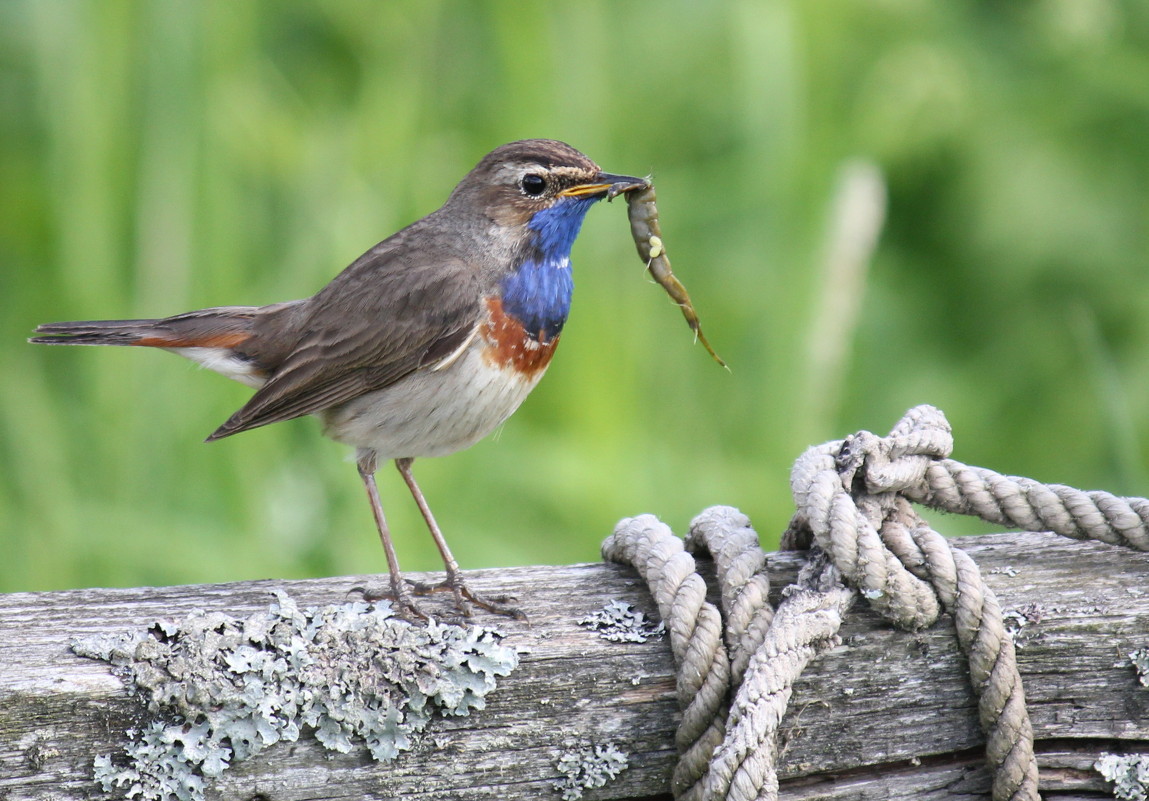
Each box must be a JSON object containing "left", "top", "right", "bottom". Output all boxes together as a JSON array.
[{"left": 448, "top": 139, "right": 647, "bottom": 258}]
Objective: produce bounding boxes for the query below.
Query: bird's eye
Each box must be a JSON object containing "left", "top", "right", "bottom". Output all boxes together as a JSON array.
[{"left": 520, "top": 174, "right": 547, "bottom": 196}]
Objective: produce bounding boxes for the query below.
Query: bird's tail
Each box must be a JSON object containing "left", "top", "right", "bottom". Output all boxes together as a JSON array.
[
  {"left": 29, "top": 307, "right": 260, "bottom": 349},
  {"left": 30, "top": 318, "right": 168, "bottom": 346}
]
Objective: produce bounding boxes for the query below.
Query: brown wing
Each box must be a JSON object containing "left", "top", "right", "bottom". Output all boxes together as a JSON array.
[{"left": 206, "top": 252, "right": 482, "bottom": 441}]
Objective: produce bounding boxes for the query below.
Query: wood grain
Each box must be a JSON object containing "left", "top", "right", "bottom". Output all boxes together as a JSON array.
[{"left": 1, "top": 531, "right": 1147, "bottom": 800}]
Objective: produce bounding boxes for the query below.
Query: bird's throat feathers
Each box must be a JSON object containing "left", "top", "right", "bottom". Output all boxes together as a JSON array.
[{"left": 499, "top": 196, "right": 598, "bottom": 341}]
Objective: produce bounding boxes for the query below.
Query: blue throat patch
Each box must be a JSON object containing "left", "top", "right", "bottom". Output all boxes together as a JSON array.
[{"left": 500, "top": 196, "right": 599, "bottom": 341}]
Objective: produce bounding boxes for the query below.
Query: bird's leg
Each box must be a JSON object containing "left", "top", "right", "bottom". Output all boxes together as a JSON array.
[
  {"left": 356, "top": 450, "right": 428, "bottom": 620},
  {"left": 395, "top": 457, "right": 525, "bottom": 620}
]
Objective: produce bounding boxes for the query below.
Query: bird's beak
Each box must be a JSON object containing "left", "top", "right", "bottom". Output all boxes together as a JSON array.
[{"left": 559, "top": 172, "right": 650, "bottom": 200}]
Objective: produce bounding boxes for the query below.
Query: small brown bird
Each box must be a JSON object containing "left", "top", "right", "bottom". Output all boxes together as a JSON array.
[{"left": 31, "top": 139, "right": 647, "bottom": 618}]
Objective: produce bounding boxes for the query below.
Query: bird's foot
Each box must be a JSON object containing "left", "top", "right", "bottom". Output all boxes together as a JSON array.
[
  {"left": 350, "top": 578, "right": 433, "bottom": 622},
  {"left": 351, "top": 576, "right": 525, "bottom": 622},
  {"left": 409, "top": 576, "right": 527, "bottom": 622}
]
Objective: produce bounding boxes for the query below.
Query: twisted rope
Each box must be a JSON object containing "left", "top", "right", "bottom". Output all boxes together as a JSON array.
[
  {"left": 601, "top": 516, "right": 729, "bottom": 799},
  {"left": 603, "top": 404, "right": 1149, "bottom": 801}
]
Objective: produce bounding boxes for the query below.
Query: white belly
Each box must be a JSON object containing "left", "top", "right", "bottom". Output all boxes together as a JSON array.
[{"left": 317, "top": 341, "right": 546, "bottom": 459}]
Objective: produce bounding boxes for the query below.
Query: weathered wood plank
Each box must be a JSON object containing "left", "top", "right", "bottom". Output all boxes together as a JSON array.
[{"left": 1, "top": 531, "right": 1148, "bottom": 800}]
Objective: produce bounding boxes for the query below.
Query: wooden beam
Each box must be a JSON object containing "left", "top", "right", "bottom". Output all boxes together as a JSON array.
[{"left": 2, "top": 531, "right": 1147, "bottom": 800}]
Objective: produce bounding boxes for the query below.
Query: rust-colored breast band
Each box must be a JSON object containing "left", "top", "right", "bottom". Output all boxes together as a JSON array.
[{"left": 480, "top": 297, "right": 559, "bottom": 378}]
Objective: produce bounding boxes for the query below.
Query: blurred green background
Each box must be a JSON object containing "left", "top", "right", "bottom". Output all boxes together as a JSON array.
[{"left": 2, "top": 1, "right": 1148, "bottom": 593}]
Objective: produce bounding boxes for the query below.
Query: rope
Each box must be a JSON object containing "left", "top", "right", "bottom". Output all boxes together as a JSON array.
[
  {"left": 603, "top": 404, "right": 1149, "bottom": 801},
  {"left": 600, "top": 516, "right": 729, "bottom": 798}
]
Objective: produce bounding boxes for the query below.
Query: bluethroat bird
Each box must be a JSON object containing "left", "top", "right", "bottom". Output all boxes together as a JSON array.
[{"left": 31, "top": 139, "right": 649, "bottom": 619}]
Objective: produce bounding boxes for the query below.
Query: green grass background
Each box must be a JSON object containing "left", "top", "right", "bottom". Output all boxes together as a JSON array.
[{"left": 3, "top": 1, "right": 1148, "bottom": 593}]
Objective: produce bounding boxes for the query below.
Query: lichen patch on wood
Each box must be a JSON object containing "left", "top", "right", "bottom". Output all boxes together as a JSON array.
[{"left": 70, "top": 591, "right": 518, "bottom": 801}]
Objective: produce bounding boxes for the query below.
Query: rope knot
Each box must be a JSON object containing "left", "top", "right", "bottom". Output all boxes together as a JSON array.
[
  {"left": 835, "top": 404, "right": 953, "bottom": 496},
  {"left": 596, "top": 404, "right": 1149, "bottom": 800}
]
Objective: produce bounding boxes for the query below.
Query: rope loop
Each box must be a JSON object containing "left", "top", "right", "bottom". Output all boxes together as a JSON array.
[{"left": 600, "top": 403, "right": 1149, "bottom": 800}]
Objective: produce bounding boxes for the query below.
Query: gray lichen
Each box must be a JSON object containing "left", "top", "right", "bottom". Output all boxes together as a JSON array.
[
  {"left": 72, "top": 591, "right": 518, "bottom": 801},
  {"left": 577, "top": 600, "right": 664, "bottom": 644},
  {"left": 1002, "top": 603, "right": 1045, "bottom": 649},
  {"left": 1127, "top": 648, "right": 1149, "bottom": 688},
  {"left": 1096, "top": 753, "right": 1149, "bottom": 801},
  {"left": 552, "top": 741, "right": 629, "bottom": 801}
]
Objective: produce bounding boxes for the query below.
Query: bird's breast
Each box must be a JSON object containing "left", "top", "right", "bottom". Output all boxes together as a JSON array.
[{"left": 479, "top": 296, "right": 560, "bottom": 377}]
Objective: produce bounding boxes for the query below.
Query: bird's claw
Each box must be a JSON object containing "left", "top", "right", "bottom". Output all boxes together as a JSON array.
[
  {"left": 350, "top": 577, "right": 525, "bottom": 623},
  {"left": 408, "top": 577, "right": 527, "bottom": 621},
  {"left": 349, "top": 581, "right": 433, "bottom": 622}
]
